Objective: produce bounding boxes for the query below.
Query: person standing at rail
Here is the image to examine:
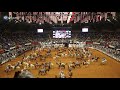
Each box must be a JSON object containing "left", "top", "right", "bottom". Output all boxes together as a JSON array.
[{"left": 68, "top": 70, "right": 73, "bottom": 78}]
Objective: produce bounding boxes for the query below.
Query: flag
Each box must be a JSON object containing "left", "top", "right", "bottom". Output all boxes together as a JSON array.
[
  {"left": 48, "top": 18, "right": 50, "bottom": 23},
  {"left": 88, "top": 15, "right": 90, "bottom": 21},
  {"left": 74, "top": 16, "right": 76, "bottom": 23},
  {"left": 76, "top": 15, "right": 78, "bottom": 22},
  {"left": 101, "top": 13, "right": 104, "bottom": 20},
  {"left": 90, "top": 13, "right": 94, "bottom": 22},
  {"left": 105, "top": 13, "right": 107, "bottom": 21},
  {"left": 84, "top": 16, "right": 88, "bottom": 23},
  {"left": 44, "top": 17, "right": 47, "bottom": 22},
  {"left": 45, "top": 17, "right": 47, "bottom": 22},
  {"left": 92, "top": 15, "right": 95, "bottom": 23},
  {"left": 99, "top": 15, "right": 102, "bottom": 21},
  {"left": 43, "top": 16, "right": 45, "bottom": 21},
  {"left": 111, "top": 12, "right": 116, "bottom": 19},
  {"left": 96, "top": 15, "right": 100, "bottom": 22},
  {"left": 22, "top": 16, "right": 24, "bottom": 21},
  {"left": 29, "top": 16, "right": 32, "bottom": 23},
  {"left": 36, "top": 17, "right": 40, "bottom": 24},
  {"left": 77, "top": 15, "right": 80, "bottom": 22}
]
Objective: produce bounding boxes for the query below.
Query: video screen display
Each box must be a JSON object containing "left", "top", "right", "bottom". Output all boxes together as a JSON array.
[
  {"left": 37, "top": 29, "right": 43, "bottom": 33},
  {"left": 82, "top": 28, "right": 88, "bottom": 32},
  {"left": 53, "top": 30, "right": 71, "bottom": 38}
]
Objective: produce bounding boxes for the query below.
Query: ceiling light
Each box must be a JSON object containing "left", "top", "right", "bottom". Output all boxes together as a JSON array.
[{"left": 3, "top": 16, "right": 8, "bottom": 20}]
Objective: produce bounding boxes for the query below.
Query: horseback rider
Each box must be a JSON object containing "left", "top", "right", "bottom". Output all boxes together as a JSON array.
[
  {"left": 59, "top": 71, "right": 65, "bottom": 78},
  {"left": 68, "top": 70, "right": 73, "bottom": 78}
]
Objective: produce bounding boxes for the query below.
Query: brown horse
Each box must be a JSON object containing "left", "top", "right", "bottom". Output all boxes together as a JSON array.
[{"left": 56, "top": 62, "right": 66, "bottom": 69}]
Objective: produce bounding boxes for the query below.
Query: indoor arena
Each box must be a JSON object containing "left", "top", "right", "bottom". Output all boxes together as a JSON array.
[{"left": 0, "top": 12, "right": 120, "bottom": 78}]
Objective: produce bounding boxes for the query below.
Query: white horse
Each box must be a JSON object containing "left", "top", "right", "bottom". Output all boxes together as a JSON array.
[
  {"left": 29, "top": 64, "right": 35, "bottom": 69},
  {"left": 5, "top": 65, "right": 11, "bottom": 72},
  {"left": 68, "top": 63, "right": 75, "bottom": 69},
  {"left": 65, "top": 54, "right": 68, "bottom": 57},
  {"left": 9, "top": 64, "right": 15, "bottom": 70},
  {"left": 61, "top": 53, "right": 65, "bottom": 57},
  {"left": 101, "top": 58, "right": 107, "bottom": 65},
  {"left": 59, "top": 71, "right": 66, "bottom": 78},
  {"left": 17, "top": 61, "right": 22, "bottom": 66},
  {"left": 49, "top": 62, "right": 54, "bottom": 68},
  {"left": 86, "top": 60, "right": 91, "bottom": 65},
  {"left": 11, "top": 61, "right": 21, "bottom": 70},
  {"left": 61, "top": 63, "right": 66, "bottom": 66},
  {"left": 56, "top": 62, "right": 66, "bottom": 69},
  {"left": 8, "top": 64, "right": 20, "bottom": 70},
  {"left": 83, "top": 60, "right": 90, "bottom": 67},
  {"left": 23, "top": 56, "right": 30, "bottom": 61},
  {"left": 23, "top": 62, "right": 29, "bottom": 68},
  {"left": 15, "top": 66, "right": 21, "bottom": 69}
]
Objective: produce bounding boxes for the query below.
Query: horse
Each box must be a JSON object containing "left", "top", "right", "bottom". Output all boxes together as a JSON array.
[
  {"left": 56, "top": 62, "right": 66, "bottom": 69},
  {"left": 5, "top": 65, "right": 11, "bottom": 73},
  {"left": 83, "top": 60, "right": 90, "bottom": 67},
  {"left": 14, "top": 65, "right": 21, "bottom": 70},
  {"left": 64, "top": 54, "right": 68, "bottom": 57},
  {"left": 67, "top": 63, "right": 76, "bottom": 69},
  {"left": 59, "top": 71, "right": 66, "bottom": 78},
  {"left": 45, "top": 52, "right": 52, "bottom": 58},
  {"left": 50, "top": 62, "right": 54, "bottom": 69},
  {"left": 76, "top": 57, "right": 81, "bottom": 61},
  {"left": 22, "top": 62, "right": 29, "bottom": 68},
  {"left": 34, "top": 62, "right": 41, "bottom": 69},
  {"left": 29, "top": 64, "right": 35, "bottom": 69},
  {"left": 73, "top": 61, "right": 81, "bottom": 67},
  {"left": 94, "top": 56, "right": 99, "bottom": 62},
  {"left": 8, "top": 64, "right": 15, "bottom": 70},
  {"left": 61, "top": 53, "right": 66, "bottom": 57},
  {"left": 101, "top": 58, "right": 107, "bottom": 65},
  {"left": 16, "top": 61, "right": 22, "bottom": 66},
  {"left": 53, "top": 55, "right": 60, "bottom": 61},
  {"left": 38, "top": 68, "right": 47, "bottom": 75},
  {"left": 91, "top": 57, "right": 96, "bottom": 62},
  {"left": 45, "top": 62, "right": 54, "bottom": 69},
  {"left": 68, "top": 53, "right": 74, "bottom": 58},
  {"left": 5, "top": 64, "right": 20, "bottom": 71},
  {"left": 40, "top": 56, "right": 46, "bottom": 62},
  {"left": 68, "top": 71, "right": 73, "bottom": 78}
]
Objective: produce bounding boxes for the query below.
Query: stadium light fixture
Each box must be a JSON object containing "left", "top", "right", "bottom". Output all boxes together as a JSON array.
[{"left": 3, "top": 16, "right": 8, "bottom": 20}]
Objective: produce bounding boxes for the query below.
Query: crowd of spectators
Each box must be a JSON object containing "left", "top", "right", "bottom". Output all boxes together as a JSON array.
[
  {"left": 81, "top": 32, "right": 120, "bottom": 61},
  {"left": 0, "top": 32, "right": 49, "bottom": 64},
  {"left": 93, "top": 45, "right": 120, "bottom": 61},
  {"left": 0, "top": 32, "right": 120, "bottom": 64}
]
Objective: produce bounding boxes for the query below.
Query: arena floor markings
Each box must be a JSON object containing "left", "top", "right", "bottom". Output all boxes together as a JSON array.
[{"left": 0, "top": 48, "right": 120, "bottom": 78}]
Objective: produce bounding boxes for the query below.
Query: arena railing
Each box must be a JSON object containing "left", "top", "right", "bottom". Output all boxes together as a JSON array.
[
  {"left": 0, "top": 46, "right": 33, "bottom": 65},
  {"left": 89, "top": 46, "right": 120, "bottom": 62}
]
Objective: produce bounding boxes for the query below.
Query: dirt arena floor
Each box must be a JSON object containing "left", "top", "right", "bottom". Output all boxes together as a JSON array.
[{"left": 0, "top": 48, "right": 120, "bottom": 78}]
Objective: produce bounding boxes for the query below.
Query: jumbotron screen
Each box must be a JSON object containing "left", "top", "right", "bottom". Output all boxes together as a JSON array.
[
  {"left": 37, "top": 29, "right": 43, "bottom": 33},
  {"left": 53, "top": 30, "right": 71, "bottom": 38}
]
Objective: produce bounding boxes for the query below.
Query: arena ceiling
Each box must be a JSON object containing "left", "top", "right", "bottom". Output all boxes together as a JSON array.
[
  {"left": 1, "top": 12, "right": 120, "bottom": 32},
  {"left": 7, "top": 12, "right": 76, "bottom": 25},
  {"left": 1, "top": 12, "right": 117, "bottom": 25}
]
